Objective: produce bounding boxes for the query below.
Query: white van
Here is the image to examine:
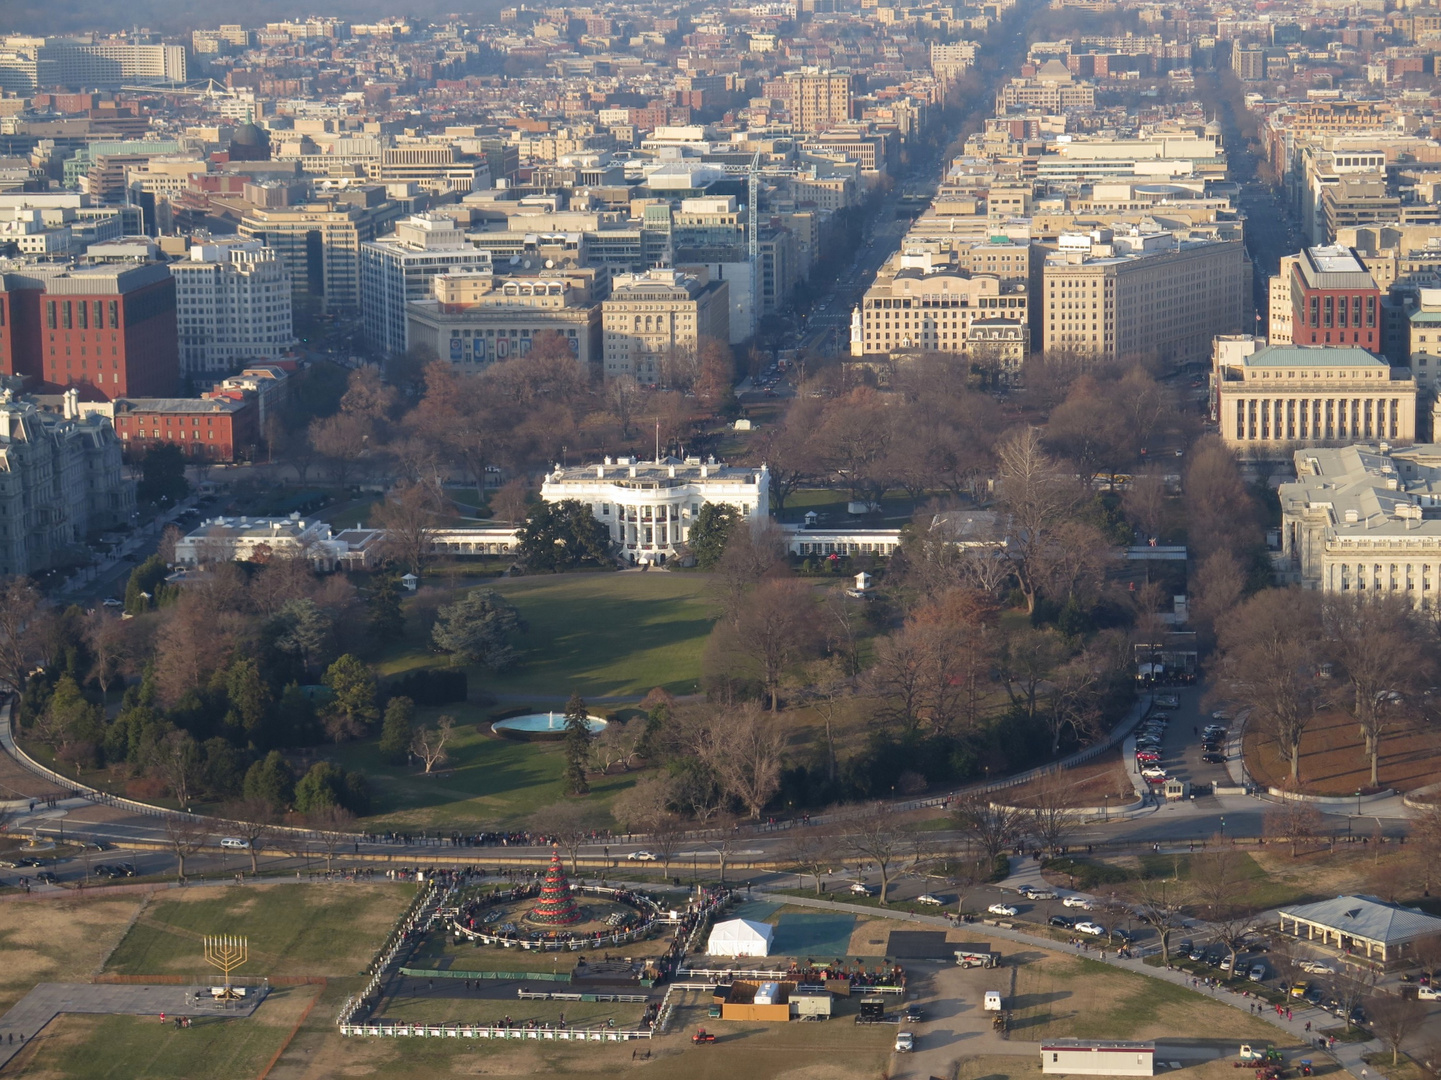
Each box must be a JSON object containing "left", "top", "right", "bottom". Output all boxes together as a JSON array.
[
  {"left": 220, "top": 837, "right": 250, "bottom": 850},
  {"left": 983, "top": 991, "right": 1003, "bottom": 1012}
]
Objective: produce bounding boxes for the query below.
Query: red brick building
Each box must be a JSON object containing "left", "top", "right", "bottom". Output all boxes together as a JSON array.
[
  {"left": 1289, "top": 245, "right": 1382, "bottom": 350},
  {"left": 0, "top": 264, "right": 179, "bottom": 399},
  {"left": 109, "top": 394, "right": 258, "bottom": 462}
]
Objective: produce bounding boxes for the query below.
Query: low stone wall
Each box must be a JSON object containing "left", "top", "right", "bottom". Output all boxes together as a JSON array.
[{"left": 1267, "top": 786, "right": 1396, "bottom": 807}]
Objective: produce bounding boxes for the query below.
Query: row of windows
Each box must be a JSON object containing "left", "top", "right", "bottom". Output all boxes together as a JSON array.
[{"left": 47, "top": 300, "right": 120, "bottom": 331}]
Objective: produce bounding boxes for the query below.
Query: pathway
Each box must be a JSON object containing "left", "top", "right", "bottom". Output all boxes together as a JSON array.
[{"left": 0, "top": 982, "right": 264, "bottom": 1072}]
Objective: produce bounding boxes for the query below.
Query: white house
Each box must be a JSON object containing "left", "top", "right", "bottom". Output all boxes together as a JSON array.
[
  {"left": 540, "top": 456, "right": 770, "bottom": 564},
  {"left": 706, "top": 918, "right": 774, "bottom": 957}
]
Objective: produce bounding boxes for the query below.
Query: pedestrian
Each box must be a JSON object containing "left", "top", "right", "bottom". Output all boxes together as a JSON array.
[
  {"left": 1287, "top": 1008, "right": 1292, "bottom": 1021},
  {"left": 1305, "top": 1022, "right": 1311, "bottom": 1032},
  {"left": 160, "top": 1013, "right": 166, "bottom": 1024}
]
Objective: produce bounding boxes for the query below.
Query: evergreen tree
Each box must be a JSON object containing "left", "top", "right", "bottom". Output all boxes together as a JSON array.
[
  {"left": 562, "top": 691, "right": 592, "bottom": 796},
  {"left": 294, "top": 761, "right": 346, "bottom": 813},
  {"left": 367, "top": 574, "right": 406, "bottom": 642},
  {"left": 378, "top": 695, "right": 415, "bottom": 765},
  {"left": 516, "top": 499, "right": 613, "bottom": 572},
  {"left": 242, "top": 750, "right": 294, "bottom": 812},
  {"left": 137, "top": 443, "right": 190, "bottom": 505},
  {"left": 687, "top": 503, "right": 740, "bottom": 569},
  {"left": 224, "top": 658, "right": 272, "bottom": 744},
  {"left": 322, "top": 655, "right": 379, "bottom": 741},
  {"left": 431, "top": 589, "right": 523, "bottom": 668},
  {"left": 124, "top": 555, "right": 172, "bottom": 615}
]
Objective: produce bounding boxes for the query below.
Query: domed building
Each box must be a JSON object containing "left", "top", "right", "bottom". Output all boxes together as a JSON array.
[{"left": 228, "top": 121, "right": 271, "bottom": 162}]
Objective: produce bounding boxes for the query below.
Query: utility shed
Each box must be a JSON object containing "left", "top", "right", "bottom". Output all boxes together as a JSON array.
[
  {"left": 1042, "top": 1040, "right": 1155, "bottom": 1076},
  {"left": 789, "top": 985, "right": 832, "bottom": 1018}
]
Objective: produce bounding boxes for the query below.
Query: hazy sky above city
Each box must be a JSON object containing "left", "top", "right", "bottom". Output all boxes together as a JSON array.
[{"left": 5, "top": 0, "right": 509, "bottom": 35}]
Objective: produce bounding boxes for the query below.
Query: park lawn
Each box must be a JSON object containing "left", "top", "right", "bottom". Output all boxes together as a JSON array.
[
  {"left": 332, "top": 713, "right": 640, "bottom": 829},
  {"left": 379, "top": 572, "right": 718, "bottom": 697},
  {"left": 1009, "top": 951, "right": 1280, "bottom": 1043},
  {"left": 0, "top": 896, "right": 144, "bottom": 1012},
  {"left": 327, "top": 498, "right": 379, "bottom": 529},
  {"left": 1045, "top": 851, "right": 1321, "bottom": 911},
  {"left": 8, "top": 983, "right": 317, "bottom": 1080},
  {"left": 102, "top": 883, "right": 413, "bottom": 978},
  {"left": 406, "top": 931, "right": 673, "bottom": 975}
]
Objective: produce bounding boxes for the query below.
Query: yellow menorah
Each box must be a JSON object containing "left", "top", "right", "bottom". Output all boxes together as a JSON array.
[{"left": 203, "top": 935, "right": 249, "bottom": 998}]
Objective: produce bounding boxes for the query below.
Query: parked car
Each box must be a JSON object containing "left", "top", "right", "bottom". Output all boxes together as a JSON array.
[
  {"left": 102, "top": 597, "right": 123, "bottom": 607},
  {"left": 1202, "top": 753, "right": 1226, "bottom": 764},
  {"left": 1075, "top": 921, "right": 1105, "bottom": 936},
  {"left": 1299, "top": 961, "right": 1336, "bottom": 975},
  {"left": 626, "top": 851, "right": 657, "bottom": 862},
  {"left": 895, "top": 1032, "right": 914, "bottom": 1053},
  {"left": 849, "top": 882, "right": 872, "bottom": 895},
  {"left": 1177, "top": 939, "right": 1193, "bottom": 955},
  {"left": 1062, "top": 896, "right": 1092, "bottom": 909},
  {"left": 1028, "top": 889, "right": 1057, "bottom": 900},
  {"left": 1249, "top": 964, "right": 1267, "bottom": 982},
  {"left": 916, "top": 894, "right": 944, "bottom": 906},
  {"left": 988, "top": 903, "right": 1019, "bottom": 917},
  {"left": 1188, "top": 947, "right": 1206, "bottom": 962},
  {"left": 1049, "top": 915, "right": 1075, "bottom": 928},
  {"left": 904, "top": 1006, "right": 923, "bottom": 1023},
  {"left": 36, "top": 871, "right": 57, "bottom": 884},
  {"left": 1290, "top": 982, "right": 1309, "bottom": 998},
  {"left": 1417, "top": 986, "right": 1440, "bottom": 1001}
]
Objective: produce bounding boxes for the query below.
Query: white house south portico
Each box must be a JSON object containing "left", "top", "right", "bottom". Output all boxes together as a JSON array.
[{"left": 540, "top": 456, "right": 770, "bottom": 563}]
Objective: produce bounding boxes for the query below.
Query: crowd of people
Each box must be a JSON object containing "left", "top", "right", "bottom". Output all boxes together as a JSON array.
[{"left": 781, "top": 960, "right": 908, "bottom": 989}]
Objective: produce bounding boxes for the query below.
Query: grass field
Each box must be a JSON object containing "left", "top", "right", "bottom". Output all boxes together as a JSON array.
[
  {"left": 379, "top": 572, "right": 717, "bottom": 698},
  {"left": 103, "top": 883, "right": 413, "bottom": 978},
  {"left": 332, "top": 713, "right": 641, "bottom": 828},
  {"left": 1041, "top": 851, "right": 1323, "bottom": 910},
  {"left": 8, "top": 983, "right": 318, "bottom": 1080},
  {"left": 0, "top": 896, "right": 143, "bottom": 1012},
  {"left": 1008, "top": 950, "right": 1279, "bottom": 1043}
]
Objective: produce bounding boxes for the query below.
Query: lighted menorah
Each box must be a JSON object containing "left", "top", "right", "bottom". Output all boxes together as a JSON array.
[{"left": 203, "top": 935, "right": 249, "bottom": 999}]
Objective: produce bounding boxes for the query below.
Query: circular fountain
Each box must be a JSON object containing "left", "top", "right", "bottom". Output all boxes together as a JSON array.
[{"left": 491, "top": 711, "right": 608, "bottom": 738}]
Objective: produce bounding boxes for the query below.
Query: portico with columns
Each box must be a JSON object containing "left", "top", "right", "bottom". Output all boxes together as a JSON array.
[
  {"left": 1216, "top": 345, "right": 1416, "bottom": 450},
  {"left": 540, "top": 456, "right": 770, "bottom": 563}
]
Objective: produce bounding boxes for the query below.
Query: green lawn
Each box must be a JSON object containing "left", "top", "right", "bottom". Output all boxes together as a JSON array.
[
  {"left": 11, "top": 985, "right": 315, "bottom": 1080},
  {"left": 776, "top": 488, "right": 917, "bottom": 526},
  {"left": 1047, "top": 852, "right": 1313, "bottom": 910},
  {"left": 103, "top": 883, "right": 414, "bottom": 978},
  {"left": 333, "top": 711, "right": 640, "bottom": 830},
  {"left": 381, "top": 572, "right": 717, "bottom": 697}
]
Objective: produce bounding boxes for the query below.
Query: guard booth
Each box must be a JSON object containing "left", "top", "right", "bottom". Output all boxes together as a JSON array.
[{"left": 1163, "top": 778, "right": 1191, "bottom": 801}]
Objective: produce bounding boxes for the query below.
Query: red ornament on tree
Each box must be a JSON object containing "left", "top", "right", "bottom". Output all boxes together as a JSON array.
[{"left": 528, "top": 847, "right": 583, "bottom": 925}]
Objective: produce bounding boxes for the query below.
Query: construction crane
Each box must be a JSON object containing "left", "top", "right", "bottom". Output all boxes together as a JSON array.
[{"left": 720, "top": 151, "right": 803, "bottom": 341}]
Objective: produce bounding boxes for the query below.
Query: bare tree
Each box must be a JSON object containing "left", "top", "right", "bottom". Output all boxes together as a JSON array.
[
  {"left": 410, "top": 715, "right": 455, "bottom": 774},
  {"left": 1118, "top": 873, "right": 1191, "bottom": 966},
  {"left": 1216, "top": 589, "right": 1329, "bottom": 783},
  {"left": 1323, "top": 593, "right": 1430, "bottom": 787},
  {"left": 1192, "top": 845, "right": 1261, "bottom": 977},
  {"left": 0, "top": 577, "right": 43, "bottom": 694},
  {"left": 730, "top": 578, "right": 819, "bottom": 709},
  {"left": 373, "top": 480, "right": 453, "bottom": 574},
  {"left": 162, "top": 813, "right": 209, "bottom": 881},
  {"left": 952, "top": 792, "right": 1023, "bottom": 861},
  {"left": 781, "top": 827, "right": 841, "bottom": 894},
  {"left": 309, "top": 805, "right": 356, "bottom": 873},
  {"left": 1263, "top": 781, "right": 1325, "bottom": 857},
  {"left": 702, "top": 812, "right": 744, "bottom": 884},
  {"left": 994, "top": 427, "right": 1080, "bottom": 614},
  {"left": 706, "top": 702, "right": 786, "bottom": 820},
  {"left": 841, "top": 804, "right": 915, "bottom": 905},
  {"left": 149, "top": 729, "right": 203, "bottom": 810},
  {"left": 611, "top": 774, "right": 684, "bottom": 876},
  {"left": 1121, "top": 469, "right": 1169, "bottom": 543},
  {"left": 1027, "top": 772, "right": 1078, "bottom": 857},
  {"left": 531, "top": 802, "right": 592, "bottom": 875},
  {"left": 84, "top": 609, "right": 130, "bottom": 698},
  {"left": 1326, "top": 965, "right": 1379, "bottom": 1034},
  {"left": 222, "top": 798, "right": 280, "bottom": 875},
  {"left": 1412, "top": 803, "right": 1441, "bottom": 897},
  {"left": 1370, "top": 994, "right": 1427, "bottom": 1066}
]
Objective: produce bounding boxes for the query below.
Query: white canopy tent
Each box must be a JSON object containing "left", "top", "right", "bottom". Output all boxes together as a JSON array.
[{"left": 706, "top": 918, "right": 774, "bottom": 957}]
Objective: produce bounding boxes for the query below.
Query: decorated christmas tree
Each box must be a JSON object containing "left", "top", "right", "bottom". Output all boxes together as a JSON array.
[{"left": 528, "top": 847, "right": 583, "bottom": 925}]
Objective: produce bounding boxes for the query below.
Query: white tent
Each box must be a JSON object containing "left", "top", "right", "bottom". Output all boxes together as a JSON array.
[{"left": 706, "top": 918, "right": 774, "bottom": 957}]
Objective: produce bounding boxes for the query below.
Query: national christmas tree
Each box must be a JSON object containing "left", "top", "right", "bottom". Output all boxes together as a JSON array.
[{"left": 528, "top": 847, "right": 582, "bottom": 925}]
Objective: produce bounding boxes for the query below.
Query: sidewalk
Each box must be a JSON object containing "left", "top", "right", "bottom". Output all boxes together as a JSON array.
[{"left": 760, "top": 889, "right": 1382, "bottom": 1080}]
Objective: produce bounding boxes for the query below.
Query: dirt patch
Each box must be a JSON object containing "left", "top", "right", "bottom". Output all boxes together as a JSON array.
[
  {"left": 0, "top": 895, "right": 145, "bottom": 1012},
  {"left": 1244, "top": 709, "right": 1441, "bottom": 794},
  {"left": 1000, "top": 753, "right": 1136, "bottom": 808}
]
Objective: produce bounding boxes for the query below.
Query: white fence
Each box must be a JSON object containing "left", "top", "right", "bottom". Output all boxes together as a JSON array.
[{"left": 339, "top": 1022, "right": 652, "bottom": 1041}]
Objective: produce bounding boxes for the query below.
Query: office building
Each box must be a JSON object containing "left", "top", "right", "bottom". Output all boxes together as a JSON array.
[
  {"left": 1280, "top": 443, "right": 1441, "bottom": 603},
  {"left": 170, "top": 241, "right": 294, "bottom": 381},
  {"left": 601, "top": 269, "right": 730, "bottom": 382},
  {"left": 0, "top": 263, "right": 179, "bottom": 398},
  {"left": 359, "top": 215, "right": 492, "bottom": 355},
  {"left": 406, "top": 270, "right": 601, "bottom": 369},
  {"left": 0, "top": 36, "right": 185, "bottom": 93},
  {"left": 1289, "top": 245, "right": 1383, "bottom": 351},
  {"left": 0, "top": 390, "right": 133, "bottom": 577},
  {"left": 1041, "top": 229, "right": 1249, "bottom": 367},
  {"left": 782, "top": 69, "right": 853, "bottom": 133},
  {"left": 851, "top": 267, "right": 1029, "bottom": 361},
  {"left": 107, "top": 395, "right": 259, "bottom": 462}
]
